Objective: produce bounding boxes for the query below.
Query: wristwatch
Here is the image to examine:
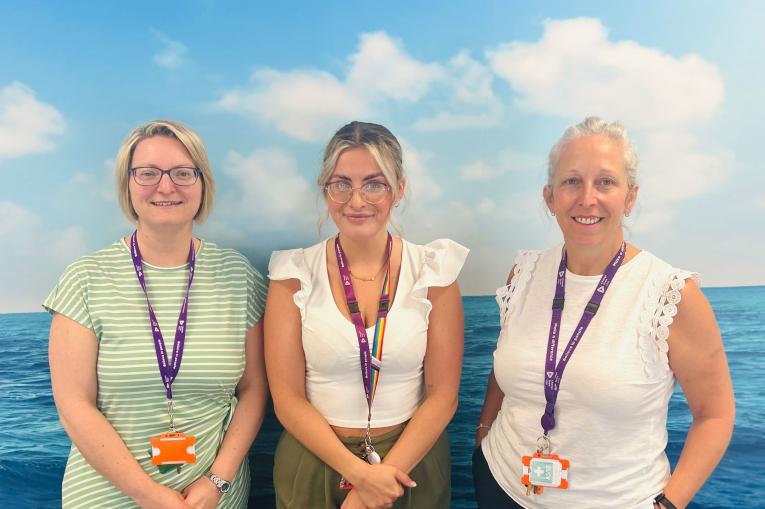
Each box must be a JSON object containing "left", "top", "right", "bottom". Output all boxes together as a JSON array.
[{"left": 206, "top": 471, "right": 232, "bottom": 494}]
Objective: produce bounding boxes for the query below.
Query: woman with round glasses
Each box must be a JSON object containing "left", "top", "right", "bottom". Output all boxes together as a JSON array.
[
  {"left": 45, "top": 120, "right": 268, "bottom": 508},
  {"left": 265, "top": 121, "right": 468, "bottom": 509}
]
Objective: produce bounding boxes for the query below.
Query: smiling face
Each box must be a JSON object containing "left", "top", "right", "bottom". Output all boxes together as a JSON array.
[
  {"left": 326, "top": 146, "right": 402, "bottom": 241},
  {"left": 128, "top": 135, "right": 203, "bottom": 231},
  {"left": 544, "top": 134, "right": 638, "bottom": 250}
]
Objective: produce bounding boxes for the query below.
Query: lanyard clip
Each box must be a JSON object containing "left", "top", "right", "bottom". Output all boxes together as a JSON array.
[
  {"left": 167, "top": 399, "right": 176, "bottom": 432},
  {"left": 584, "top": 302, "right": 600, "bottom": 315},
  {"left": 536, "top": 434, "right": 551, "bottom": 455}
]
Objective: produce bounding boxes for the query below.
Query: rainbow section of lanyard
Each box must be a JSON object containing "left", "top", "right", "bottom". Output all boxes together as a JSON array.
[
  {"left": 334, "top": 234, "right": 393, "bottom": 421},
  {"left": 370, "top": 269, "right": 391, "bottom": 399}
]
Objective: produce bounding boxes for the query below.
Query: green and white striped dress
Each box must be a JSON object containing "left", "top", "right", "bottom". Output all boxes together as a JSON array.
[{"left": 43, "top": 238, "right": 268, "bottom": 509}]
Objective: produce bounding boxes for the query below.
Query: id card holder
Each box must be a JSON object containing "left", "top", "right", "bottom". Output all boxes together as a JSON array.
[
  {"left": 521, "top": 452, "right": 569, "bottom": 494},
  {"left": 150, "top": 432, "right": 197, "bottom": 467}
]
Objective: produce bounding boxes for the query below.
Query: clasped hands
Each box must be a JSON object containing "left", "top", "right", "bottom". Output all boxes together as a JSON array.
[{"left": 341, "top": 462, "right": 416, "bottom": 509}]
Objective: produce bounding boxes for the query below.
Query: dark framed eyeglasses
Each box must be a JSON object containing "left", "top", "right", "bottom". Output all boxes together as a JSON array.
[
  {"left": 324, "top": 180, "right": 390, "bottom": 204},
  {"left": 130, "top": 166, "right": 201, "bottom": 186}
]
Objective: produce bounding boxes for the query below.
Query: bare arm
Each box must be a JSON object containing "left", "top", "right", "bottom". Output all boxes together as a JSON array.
[
  {"left": 48, "top": 313, "right": 190, "bottom": 509},
  {"left": 265, "top": 279, "right": 412, "bottom": 509},
  {"left": 381, "top": 281, "right": 464, "bottom": 472},
  {"left": 661, "top": 280, "right": 735, "bottom": 508},
  {"left": 183, "top": 322, "right": 268, "bottom": 508},
  {"left": 475, "top": 370, "right": 504, "bottom": 446}
]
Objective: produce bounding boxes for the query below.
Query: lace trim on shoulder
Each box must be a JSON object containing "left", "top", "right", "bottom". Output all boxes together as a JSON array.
[
  {"left": 638, "top": 269, "right": 700, "bottom": 380},
  {"left": 495, "top": 250, "right": 540, "bottom": 324}
]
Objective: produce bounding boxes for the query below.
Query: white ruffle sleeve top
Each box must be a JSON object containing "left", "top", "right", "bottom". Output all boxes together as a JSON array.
[{"left": 269, "top": 237, "right": 468, "bottom": 428}]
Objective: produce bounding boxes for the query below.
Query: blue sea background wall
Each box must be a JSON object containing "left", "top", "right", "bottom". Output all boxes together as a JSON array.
[{"left": 1, "top": 287, "right": 762, "bottom": 508}]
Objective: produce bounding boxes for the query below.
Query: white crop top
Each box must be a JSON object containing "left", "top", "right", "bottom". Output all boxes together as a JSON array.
[
  {"left": 268, "top": 237, "right": 468, "bottom": 428},
  {"left": 482, "top": 244, "right": 699, "bottom": 509}
]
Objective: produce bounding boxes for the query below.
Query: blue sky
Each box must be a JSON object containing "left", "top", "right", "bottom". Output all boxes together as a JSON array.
[{"left": 1, "top": 1, "right": 763, "bottom": 312}]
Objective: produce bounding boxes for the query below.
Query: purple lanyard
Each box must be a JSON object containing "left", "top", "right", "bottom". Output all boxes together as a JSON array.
[
  {"left": 334, "top": 234, "right": 393, "bottom": 422},
  {"left": 130, "top": 231, "right": 196, "bottom": 400},
  {"left": 540, "top": 242, "right": 626, "bottom": 435}
]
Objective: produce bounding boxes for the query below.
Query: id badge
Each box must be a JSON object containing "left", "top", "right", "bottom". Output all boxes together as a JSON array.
[
  {"left": 150, "top": 432, "right": 197, "bottom": 466},
  {"left": 521, "top": 452, "right": 569, "bottom": 493}
]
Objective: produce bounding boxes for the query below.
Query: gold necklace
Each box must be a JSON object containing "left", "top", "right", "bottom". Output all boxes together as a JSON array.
[
  {"left": 347, "top": 240, "right": 392, "bottom": 282},
  {"left": 350, "top": 265, "right": 384, "bottom": 282}
]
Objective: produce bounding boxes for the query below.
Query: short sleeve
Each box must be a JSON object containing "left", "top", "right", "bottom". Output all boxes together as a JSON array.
[
  {"left": 412, "top": 239, "right": 469, "bottom": 292},
  {"left": 246, "top": 264, "right": 269, "bottom": 328},
  {"left": 495, "top": 250, "right": 541, "bottom": 325},
  {"left": 42, "top": 261, "right": 94, "bottom": 331},
  {"left": 268, "top": 248, "right": 312, "bottom": 320},
  {"left": 638, "top": 268, "right": 701, "bottom": 380}
]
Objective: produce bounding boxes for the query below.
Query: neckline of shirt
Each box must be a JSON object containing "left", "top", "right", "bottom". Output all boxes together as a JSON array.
[
  {"left": 322, "top": 236, "right": 408, "bottom": 332},
  {"left": 118, "top": 237, "right": 206, "bottom": 271},
  {"left": 564, "top": 249, "right": 646, "bottom": 282}
]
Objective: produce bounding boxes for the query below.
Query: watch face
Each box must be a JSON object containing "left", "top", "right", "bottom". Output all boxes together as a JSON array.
[{"left": 220, "top": 481, "right": 231, "bottom": 493}]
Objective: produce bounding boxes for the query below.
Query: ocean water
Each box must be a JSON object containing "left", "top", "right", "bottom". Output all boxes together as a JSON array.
[{"left": 1, "top": 287, "right": 763, "bottom": 508}]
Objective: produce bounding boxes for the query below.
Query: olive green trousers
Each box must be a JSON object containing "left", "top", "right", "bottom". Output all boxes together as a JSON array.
[{"left": 273, "top": 426, "right": 451, "bottom": 508}]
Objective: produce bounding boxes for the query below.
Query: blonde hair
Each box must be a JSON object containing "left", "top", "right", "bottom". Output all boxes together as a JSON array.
[
  {"left": 318, "top": 121, "right": 406, "bottom": 203},
  {"left": 115, "top": 119, "right": 215, "bottom": 223}
]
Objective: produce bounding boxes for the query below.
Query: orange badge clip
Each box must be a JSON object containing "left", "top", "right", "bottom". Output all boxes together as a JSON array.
[
  {"left": 150, "top": 432, "right": 197, "bottom": 466},
  {"left": 521, "top": 451, "right": 569, "bottom": 494}
]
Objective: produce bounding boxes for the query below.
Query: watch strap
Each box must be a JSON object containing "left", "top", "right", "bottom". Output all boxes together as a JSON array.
[
  {"left": 206, "top": 471, "right": 232, "bottom": 494},
  {"left": 654, "top": 493, "right": 679, "bottom": 509}
]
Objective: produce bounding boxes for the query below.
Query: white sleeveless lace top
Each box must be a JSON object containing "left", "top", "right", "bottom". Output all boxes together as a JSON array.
[
  {"left": 482, "top": 244, "right": 699, "bottom": 509},
  {"left": 269, "top": 238, "right": 468, "bottom": 428}
]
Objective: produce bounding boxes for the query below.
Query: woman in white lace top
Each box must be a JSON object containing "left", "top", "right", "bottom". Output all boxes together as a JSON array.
[{"left": 473, "top": 117, "right": 734, "bottom": 509}]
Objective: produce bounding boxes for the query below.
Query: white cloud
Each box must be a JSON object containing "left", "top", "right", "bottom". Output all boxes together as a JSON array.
[
  {"left": 414, "top": 51, "right": 502, "bottom": 132},
  {"left": 488, "top": 17, "right": 724, "bottom": 128},
  {"left": 347, "top": 32, "right": 444, "bottom": 102},
  {"left": 68, "top": 158, "right": 116, "bottom": 202},
  {"left": 639, "top": 131, "right": 730, "bottom": 203},
  {"left": 414, "top": 111, "right": 499, "bottom": 132},
  {"left": 460, "top": 149, "right": 542, "bottom": 181},
  {"left": 218, "top": 69, "right": 368, "bottom": 142},
  {"left": 220, "top": 148, "right": 316, "bottom": 232},
  {"left": 460, "top": 160, "right": 497, "bottom": 181},
  {"left": 400, "top": 141, "right": 442, "bottom": 203},
  {"left": 215, "top": 32, "right": 447, "bottom": 141},
  {"left": 0, "top": 201, "right": 89, "bottom": 312},
  {"left": 449, "top": 51, "right": 497, "bottom": 106},
  {"left": 0, "top": 82, "right": 65, "bottom": 158},
  {"left": 153, "top": 31, "right": 188, "bottom": 70}
]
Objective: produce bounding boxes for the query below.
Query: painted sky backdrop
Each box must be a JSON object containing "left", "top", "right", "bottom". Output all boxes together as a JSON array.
[{"left": 1, "top": 1, "right": 763, "bottom": 312}]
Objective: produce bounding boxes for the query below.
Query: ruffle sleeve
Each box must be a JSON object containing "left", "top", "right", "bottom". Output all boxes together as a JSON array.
[
  {"left": 268, "top": 248, "right": 312, "bottom": 320},
  {"left": 411, "top": 239, "right": 469, "bottom": 292},
  {"left": 409, "top": 239, "right": 468, "bottom": 323}
]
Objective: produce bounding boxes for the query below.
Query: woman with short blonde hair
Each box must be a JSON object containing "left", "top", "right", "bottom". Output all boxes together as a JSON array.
[{"left": 46, "top": 119, "right": 268, "bottom": 508}]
